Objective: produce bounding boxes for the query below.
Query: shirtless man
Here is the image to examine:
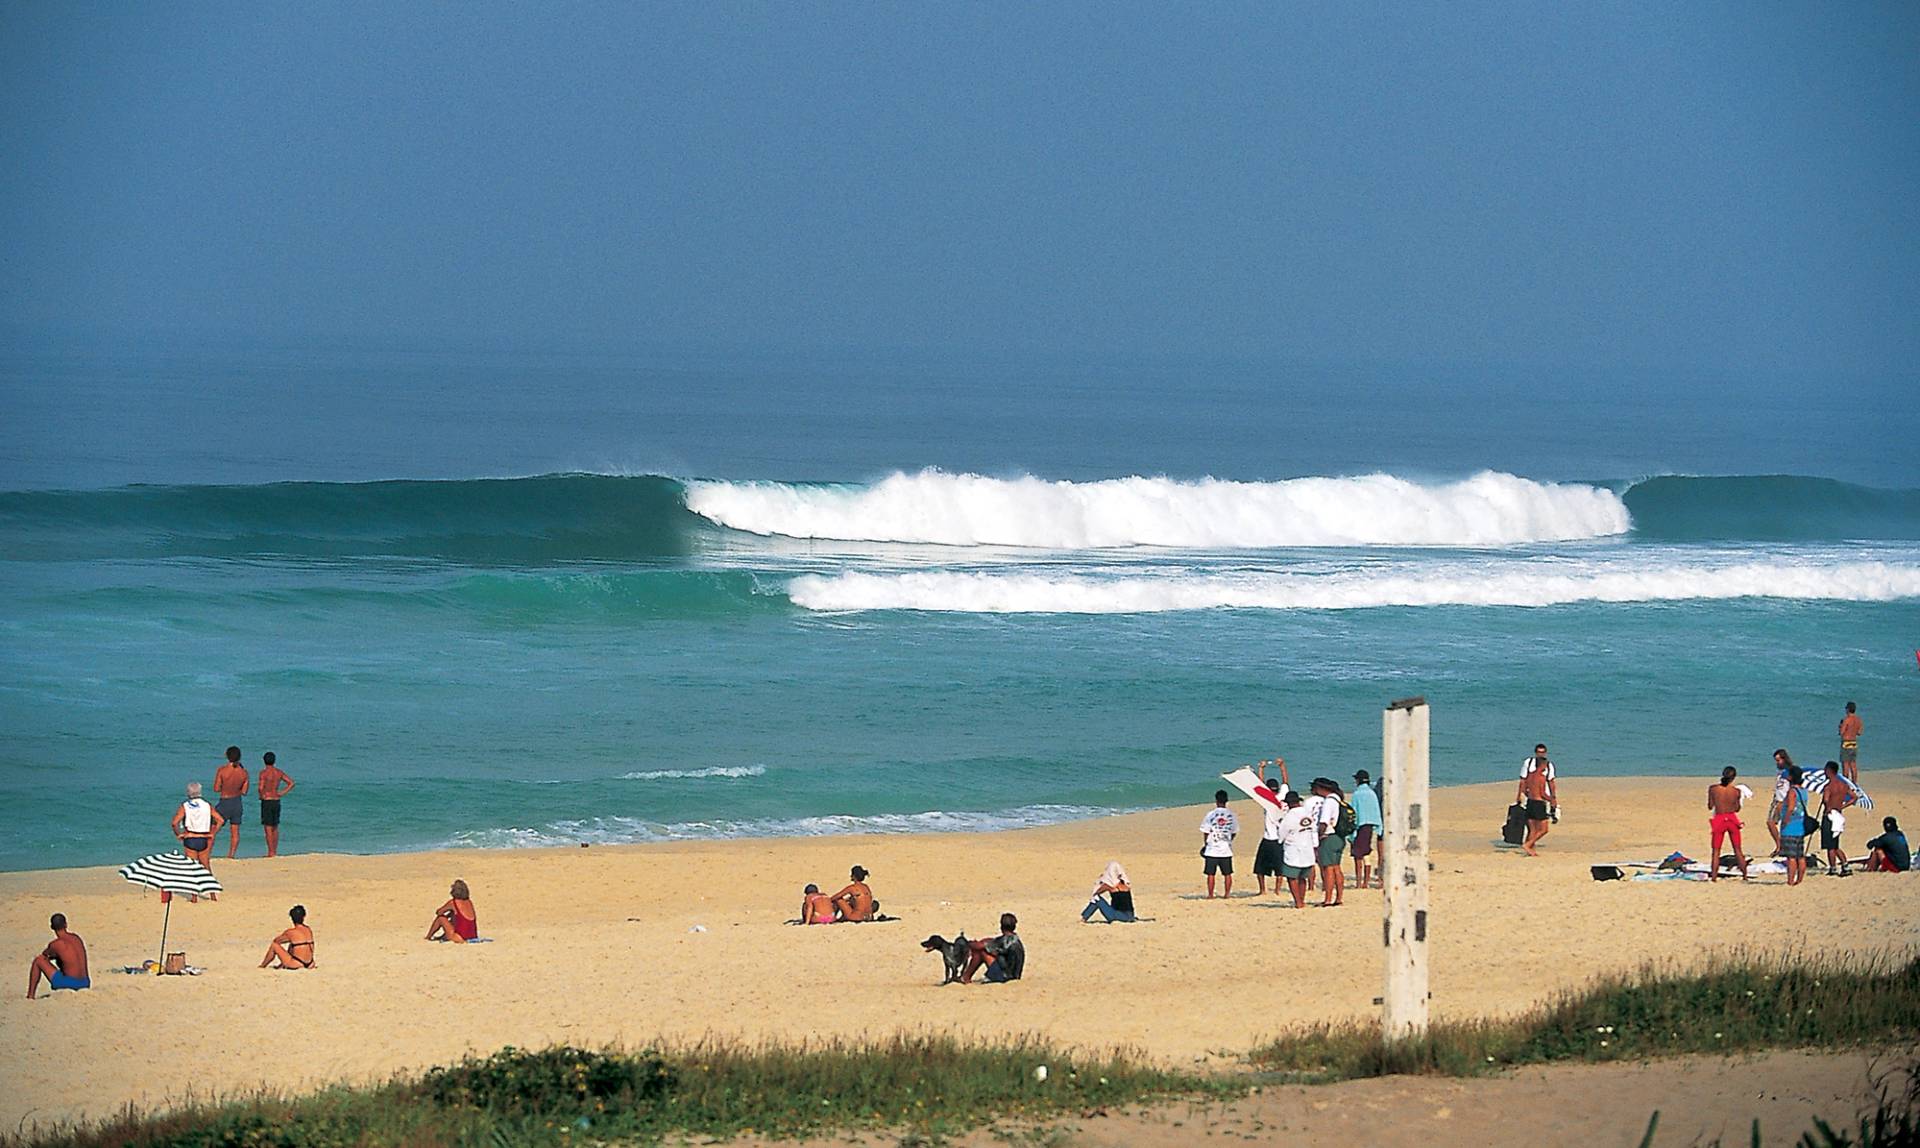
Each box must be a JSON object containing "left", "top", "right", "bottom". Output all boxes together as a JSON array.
[
  {"left": 1705, "top": 767, "right": 1749, "bottom": 881},
  {"left": 27, "top": 913, "right": 89, "bottom": 999},
  {"left": 257, "top": 751, "right": 296, "bottom": 857},
  {"left": 1838, "top": 702, "right": 1862, "bottom": 782},
  {"left": 1818, "top": 760, "right": 1857, "bottom": 875},
  {"left": 171, "top": 782, "right": 225, "bottom": 898},
  {"left": 831, "top": 866, "right": 878, "bottom": 922},
  {"left": 1516, "top": 744, "right": 1558, "bottom": 856},
  {"left": 213, "top": 746, "right": 250, "bottom": 859}
]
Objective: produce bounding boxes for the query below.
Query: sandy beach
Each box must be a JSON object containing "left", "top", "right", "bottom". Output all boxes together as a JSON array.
[{"left": 3, "top": 770, "right": 1916, "bottom": 1134}]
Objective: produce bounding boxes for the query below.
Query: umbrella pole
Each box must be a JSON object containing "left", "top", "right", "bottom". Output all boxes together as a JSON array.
[{"left": 157, "top": 897, "right": 171, "bottom": 970}]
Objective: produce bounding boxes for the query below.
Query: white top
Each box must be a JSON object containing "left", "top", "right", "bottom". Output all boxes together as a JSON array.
[
  {"left": 1519, "top": 756, "right": 1556, "bottom": 781},
  {"left": 180, "top": 797, "right": 212, "bottom": 834},
  {"left": 1260, "top": 786, "right": 1290, "bottom": 840},
  {"left": 1304, "top": 794, "right": 1338, "bottom": 833},
  {"left": 1279, "top": 807, "right": 1320, "bottom": 868},
  {"left": 1200, "top": 808, "right": 1238, "bottom": 857}
]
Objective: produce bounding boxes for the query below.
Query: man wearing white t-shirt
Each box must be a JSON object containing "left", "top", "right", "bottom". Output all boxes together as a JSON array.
[
  {"left": 1251, "top": 767, "right": 1291, "bottom": 896},
  {"left": 1276, "top": 791, "right": 1319, "bottom": 909},
  {"left": 1516, "top": 743, "right": 1558, "bottom": 856},
  {"left": 1199, "top": 789, "right": 1238, "bottom": 900}
]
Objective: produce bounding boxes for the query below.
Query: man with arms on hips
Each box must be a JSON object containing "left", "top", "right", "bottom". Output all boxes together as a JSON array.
[
  {"left": 1516, "top": 743, "right": 1557, "bottom": 856},
  {"left": 1200, "top": 789, "right": 1237, "bottom": 899},
  {"left": 171, "top": 782, "right": 225, "bottom": 897},
  {"left": 1818, "top": 760, "right": 1857, "bottom": 876},
  {"left": 27, "top": 913, "right": 89, "bottom": 999},
  {"left": 1350, "top": 769, "right": 1384, "bottom": 891},
  {"left": 1838, "top": 702, "right": 1862, "bottom": 782},
  {"left": 213, "top": 745, "right": 249, "bottom": 859},
  {"left": 258, "top": 751, "right": 295, "bottom": 857},
  {"left": 1705, "top": 767, "right": 1750, "bottom": 882}
]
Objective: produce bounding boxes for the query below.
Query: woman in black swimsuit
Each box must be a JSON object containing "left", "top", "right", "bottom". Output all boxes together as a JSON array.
[{"left": 260, "top": 904, "right": 316, "bottom": 969}]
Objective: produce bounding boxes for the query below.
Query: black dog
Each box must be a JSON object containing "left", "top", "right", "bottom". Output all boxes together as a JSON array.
[{"left": 919, "top": 933, "right": 968, "bottom": 984}]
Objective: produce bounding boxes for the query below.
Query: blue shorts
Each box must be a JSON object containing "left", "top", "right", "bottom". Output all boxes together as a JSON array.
[{"left": 49, "top": 971, "right": 89, "bottom": 991}]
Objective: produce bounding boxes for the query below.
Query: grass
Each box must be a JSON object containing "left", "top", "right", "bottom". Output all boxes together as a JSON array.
[
  {"left": 6, "top": 1036, "right": 1224, "bottom": 1148},
  {"left": 1250, "top": 948, "right": 1920, "bottom": 1081}
]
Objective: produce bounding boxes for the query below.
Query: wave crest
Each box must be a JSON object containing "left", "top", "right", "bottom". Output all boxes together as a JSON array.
[
  {"left": 789, "top": 560, "right": 1920, "bottom": 613},
  {"left": 440, "top": 804, "right": 1114, "bottom": 849},
  {"left": 617, "top": 765, "right": 766, "bottom": 781},
  {"left": 686, "top": 470, "right": 1630, "bottom": 548}
]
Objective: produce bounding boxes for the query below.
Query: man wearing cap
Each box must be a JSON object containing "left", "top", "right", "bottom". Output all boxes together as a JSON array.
[
  {"left": 1350, "top": 769, "right": 1384, "bottom": 890},
  {"left": 1309, "top": 778, "right": 1348, "bottom": 907}
]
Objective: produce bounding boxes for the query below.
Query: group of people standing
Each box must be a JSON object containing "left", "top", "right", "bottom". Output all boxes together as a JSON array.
[
  {"left": 171, "top": 746, "right": 297, "bottom": 874},
  {"left": 1200, "top": 757, "right": 1384, "bottom": 909}
]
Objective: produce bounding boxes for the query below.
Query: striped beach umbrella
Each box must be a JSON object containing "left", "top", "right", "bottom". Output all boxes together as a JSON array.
[
  {"left": 119, "top": 851, "right": 223, "bottom": 967},
  {"left": 1804, "top": 771, "right": 1875, "bottom": 811}
]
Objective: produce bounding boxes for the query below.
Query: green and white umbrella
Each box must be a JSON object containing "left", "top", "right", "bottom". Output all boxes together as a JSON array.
[{"left": 118, "top": 851, "right": 223, "bottom": 967}]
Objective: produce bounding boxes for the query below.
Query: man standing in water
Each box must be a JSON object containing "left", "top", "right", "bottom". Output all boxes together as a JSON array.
[
  {"left": 1516, "top": 743, "right": 1558, "bottom": 856},
  {"left": 213, "top": 746, "right": 249, "bottom": 859},
  {"left": 1705, "top": 767, "right": 1750, "bottom": 881},
  {"left": 1838, "top": 702, "right": 1862, "bottom": 782},
  {"left": 258, "top": 751, "right": 296, "bottom": 857}
]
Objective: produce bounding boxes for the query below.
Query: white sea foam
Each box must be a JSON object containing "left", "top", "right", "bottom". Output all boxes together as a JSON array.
[
  {"left": 685, "top": 470, "right": 1631, "bottom": 549},
  {"left": 617, "top": 765, "right": 767, "bottom": 781},
  {"left": 788, "top": 560, "right": 1920, "bottom": 613},
  {"left": 440, "top": 803, "right": 1115, "bottom": 850}
]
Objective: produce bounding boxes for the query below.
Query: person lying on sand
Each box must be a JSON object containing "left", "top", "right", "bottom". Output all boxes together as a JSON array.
[
  {"left": 261, "top": 904, "right": 316, "bottom": 969},
  {"left": 830, "top": 866, "right": 879, "bottom": 922},
  {"left": 27, "top": 913, "right": 89, "bottom": 999},
  {"left": 425, "top": 880, "right": 478, "bottom": 942},
  {"left": 800, "top": 883, "right": 838, "bottom": 924},
  {"left": 1082, "top": 860, "right": 1135, "bottom": 923},
  {"left": 960, "top": 913, "right": 1023, "bottom": 983}
]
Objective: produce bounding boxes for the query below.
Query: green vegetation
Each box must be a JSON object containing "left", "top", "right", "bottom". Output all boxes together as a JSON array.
[
  {"left": 8, "top": 1037, "right": 1220, "bottom": 1148},
  {"left": 1251, "top": 949, "right": 1920, "bottom": 1082}
]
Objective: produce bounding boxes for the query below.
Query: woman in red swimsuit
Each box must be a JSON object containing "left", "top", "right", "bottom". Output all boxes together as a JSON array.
[{"left": 425, "top": 880, "right": 478, "bottom": 943}]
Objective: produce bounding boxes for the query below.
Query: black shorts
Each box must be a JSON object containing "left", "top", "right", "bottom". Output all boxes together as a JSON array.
[
  {"left": 1253, "top": 839, "right": 1284, "bottom": 876},
  {"left": 1820, "top": 823, "right": 1841, "bottom": 851},
  {"left": 181, "top": 836, "right": 210, "bottom": 852},
  {"left": 216, "top": 796, "right": 243, "bottom": 825},
  {"left": 1525, "top": 799, "right": 1551, "bottom": 821},
  {"left": 1203, "top": 855, "right": 1233, "bottom": 876},
  {"left": 260, "top": 799, "right": 281, "bottom": 827}
]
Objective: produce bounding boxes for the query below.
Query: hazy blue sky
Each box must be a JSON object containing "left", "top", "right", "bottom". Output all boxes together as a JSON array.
[{"left": 3, "top": 4, "right": 1915, "bottom": 374}]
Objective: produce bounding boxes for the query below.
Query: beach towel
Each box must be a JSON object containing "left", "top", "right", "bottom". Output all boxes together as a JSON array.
[{"left": 782, "top": 914, "right": 901, "bottom": 926}]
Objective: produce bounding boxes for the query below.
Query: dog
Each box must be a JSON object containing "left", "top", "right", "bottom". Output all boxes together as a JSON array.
[{"left": 919, "top": 933, "right": 969, "bottom": 984}]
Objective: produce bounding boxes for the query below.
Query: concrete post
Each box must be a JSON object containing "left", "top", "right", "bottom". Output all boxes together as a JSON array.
[{"left": 1382, "top": 695, "right": 1430, "bottom": 1042}]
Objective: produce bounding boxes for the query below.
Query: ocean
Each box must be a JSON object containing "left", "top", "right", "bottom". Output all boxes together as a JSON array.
[{"left": 1, "top": 345, "right": 1915, "bottom": 872}]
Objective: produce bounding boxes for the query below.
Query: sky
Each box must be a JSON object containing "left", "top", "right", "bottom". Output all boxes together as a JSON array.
[{"left": 2, "top": 3, "right": 1916, "bottom": 376}]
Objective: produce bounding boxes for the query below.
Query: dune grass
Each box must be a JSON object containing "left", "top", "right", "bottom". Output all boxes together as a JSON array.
[
  {"left": 1250, "top": 948, "right": 1920, "bottom": 1082},
  {"left": 8, "top": 1036, "right": 1220, "bottom": 1148}
]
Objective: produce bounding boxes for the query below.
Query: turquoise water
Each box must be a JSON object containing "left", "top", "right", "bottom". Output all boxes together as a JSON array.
[{"left": 1, "top": 348, "right": 1915, "bottom": 871}]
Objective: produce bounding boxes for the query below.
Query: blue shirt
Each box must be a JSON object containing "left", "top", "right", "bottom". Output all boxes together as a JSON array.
[
  {"left": 1351, "top": 782, "right": 1383, "bottom": 829},
  {"left": 1866, "top": 831, "right": 1909, "bottom": 871}
]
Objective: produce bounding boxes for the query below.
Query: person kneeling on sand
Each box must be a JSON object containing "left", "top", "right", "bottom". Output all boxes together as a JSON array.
[
  {"left": 425, "top": 880, "right": 478, "bottom": 942},
  {"left": 27, "top": 913, "right": 89, "bottom": 999},
  {"left": 1864, "top": 817, "right": 1909, "bottom": 873},
  {"left": 960, "top": 913, "right": 1024, "bottom": 983},
  {"left": 261, "top": 904, "right": 316, "bottom": 969},
  {"left": 800, "top": 883, "right": 838, "bottom": 924},
  {"left": 1082, "top": 860, "right": 1135, "bottom": 923},
  {"left": 831, "top": 866, "right": 879, "bottom": 922}
]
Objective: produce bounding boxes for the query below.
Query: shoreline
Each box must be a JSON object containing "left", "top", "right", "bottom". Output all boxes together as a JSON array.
[{"left": 3, "top": 770, "right": 1916, "bottom": 1132}]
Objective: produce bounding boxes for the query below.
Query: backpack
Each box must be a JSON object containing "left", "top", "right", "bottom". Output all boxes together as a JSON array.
[{"left": 1333, "top": 796, "right": 1357, "bottom": 838}]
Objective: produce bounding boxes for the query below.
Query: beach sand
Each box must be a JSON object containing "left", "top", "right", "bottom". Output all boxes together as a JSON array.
[{"left": 2, "top": 770, "right": 1916, "bottom": 1134}]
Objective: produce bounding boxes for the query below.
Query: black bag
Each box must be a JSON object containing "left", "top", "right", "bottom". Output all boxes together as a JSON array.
[
  {"left": 1502, "top": 802, "right": 1528, "bottom": 845},
  {"left": 1590, "top": 865, "right": 1625, "bottom": 881}
]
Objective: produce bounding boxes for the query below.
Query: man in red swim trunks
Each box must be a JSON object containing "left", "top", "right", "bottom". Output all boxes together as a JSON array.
[{"left": 1706, "top": 767, "right": 1749, "bottom": 882}]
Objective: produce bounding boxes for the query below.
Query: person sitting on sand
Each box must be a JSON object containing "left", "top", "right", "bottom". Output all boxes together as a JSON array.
[
  {"left": 260, "top": 904, "right": 316, "bottom": 969},
  {"left": 1778, "top": 766, "right": 1813, "bottom": 887},
  {"left": 425, "top": 880, "right": 478, "bottom": 942},
  {"left": 27, "top": 913, "right": 89, "bottom": 999},
  {"left": 1082, "top": 860, "right": 1136, "bottom": 923},
  {"left": 800, "top": 883, "right": 838, "bottom": 924},
  {"left": 171, "top": 782, "right": 225, "bottom": 895},
  {"left": 1705, "top": 767, "right": 1749, "bottom": 882},
  {"left": 1863, "top": 817, "right": 1909, "bottom": 873},
  {"left": 830, "top": 866, "right": 879, "bottom": 922},
  {"left": 960, "top": 913, "right": 1024, "bottom": 983}
]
